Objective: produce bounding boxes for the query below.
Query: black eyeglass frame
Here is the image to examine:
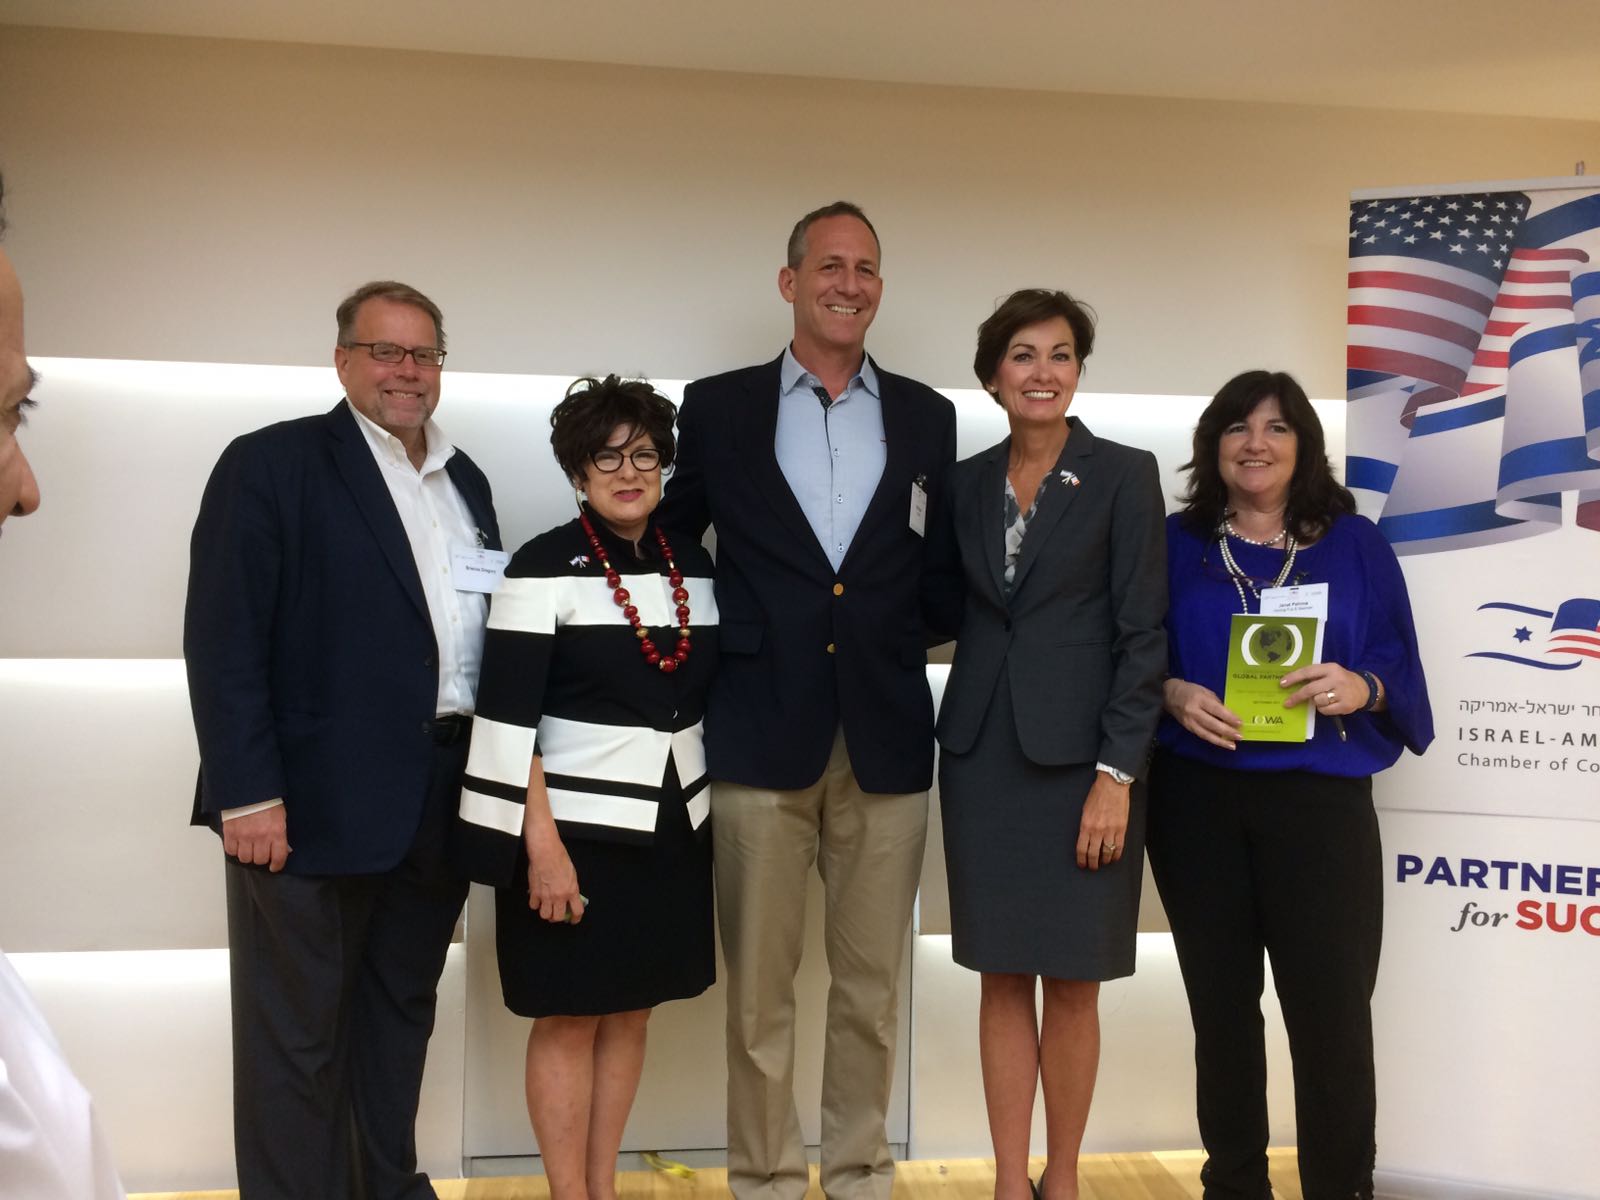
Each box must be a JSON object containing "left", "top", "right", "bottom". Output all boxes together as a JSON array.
[
  {"left": 341, "top": 341, "right": 448, "bottom": 368},
  {"left": 588, "top": 446, "right": 664, "bottom": 474}
]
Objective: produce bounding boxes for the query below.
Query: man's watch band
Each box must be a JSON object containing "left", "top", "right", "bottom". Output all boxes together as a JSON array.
[{"left": 1096, "top": 762, "right": 1135, "bottom": 786}]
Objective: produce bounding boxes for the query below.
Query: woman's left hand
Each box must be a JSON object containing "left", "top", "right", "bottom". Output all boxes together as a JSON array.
[
  {"left": 1076, "top": 772, "right": 1130, "bottom": 871},
  {"left": 1280, "top": 661, "right": 1370, "bottom": 716}
]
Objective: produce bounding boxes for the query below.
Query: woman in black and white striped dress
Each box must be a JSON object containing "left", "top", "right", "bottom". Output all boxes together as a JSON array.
[{"left": 454, "top": 375, "right": 718, "bottom": 1200}]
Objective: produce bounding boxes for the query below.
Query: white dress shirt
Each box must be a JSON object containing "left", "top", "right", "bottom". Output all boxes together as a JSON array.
[{"left": 346, "top": 401, "right": 488, "bottom": 715}]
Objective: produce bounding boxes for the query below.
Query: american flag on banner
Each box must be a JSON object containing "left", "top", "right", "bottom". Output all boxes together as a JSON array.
[{"left": 1346, "top": 188, "right": 1600, "bottom": 554}]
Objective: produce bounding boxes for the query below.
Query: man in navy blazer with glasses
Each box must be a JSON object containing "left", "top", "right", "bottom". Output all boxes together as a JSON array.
[
  {"left": 185, "top": 280, "right": 500, "bottom": 1200},
  {"left": 660, "top": 202, "right": 956, "bottom": 1200}
]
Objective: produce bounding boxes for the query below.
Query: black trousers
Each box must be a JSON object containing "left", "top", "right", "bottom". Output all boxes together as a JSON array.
[
  {"left": 225, "top": 736, "right": 470, "bottom": 1200},
  {"left": 1146, "top": 751, "right": 1382, "bottom": 1200}
]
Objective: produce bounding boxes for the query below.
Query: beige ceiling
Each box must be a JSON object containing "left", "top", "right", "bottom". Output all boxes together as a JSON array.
[{"left": 3, "top": 0, "right": 1600, "bottom": 122}]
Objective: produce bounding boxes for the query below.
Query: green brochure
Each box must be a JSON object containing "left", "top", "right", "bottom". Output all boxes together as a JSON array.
[{"left": 1222, "top": 613, "right": 1320, "bottom": 742}]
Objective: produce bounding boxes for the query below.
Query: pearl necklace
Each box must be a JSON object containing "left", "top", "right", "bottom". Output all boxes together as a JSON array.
[
  {"left": 579, "top": 512, "right": 692, "bottom": 673},
  {"left": 1223, "top": 518, "right": 1286, "bottom": 546},
  {"left": 1216, "top": 521, "right": 1298, "bottom": 613}
]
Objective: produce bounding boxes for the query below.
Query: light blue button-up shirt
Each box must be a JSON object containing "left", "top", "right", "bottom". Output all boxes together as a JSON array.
[{"left": 774, "top": 346, "right": 887, "bottom": 571}]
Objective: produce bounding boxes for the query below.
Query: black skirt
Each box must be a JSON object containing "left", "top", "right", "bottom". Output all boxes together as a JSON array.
[{"left": 495, "top": 774, "right": 714, "bottom": 1018}]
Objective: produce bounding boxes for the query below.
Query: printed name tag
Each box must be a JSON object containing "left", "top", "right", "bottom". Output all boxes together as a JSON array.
[
  {"left": 909, "top": 479, "right": 929, "bottom": 537},
  {"left": 451, "top": 545, "right": 511, "bottom": 593}
]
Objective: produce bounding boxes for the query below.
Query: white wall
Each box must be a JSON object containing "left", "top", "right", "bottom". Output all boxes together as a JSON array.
[
  {"left": 2, "top": 26, "right": 1597, "bottom": 401},
  {"left": 3, "top": 21, "right": 1597, "bottom": 1198}
]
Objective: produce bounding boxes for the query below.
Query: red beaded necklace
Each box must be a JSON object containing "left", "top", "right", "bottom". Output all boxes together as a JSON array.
[{"left": 578, "top": 512, "right": 692, "bottom": 674}]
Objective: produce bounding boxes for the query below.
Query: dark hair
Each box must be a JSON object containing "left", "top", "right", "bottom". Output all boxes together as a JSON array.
[
  {"left": 786, "top": 201, "right": 880, "bottom": 270},
  {"left": 550, "top": 375, "right": 678, "bottom": 484},
  {"left": 1178, "top": 369, "right": 1355, "bottom": 540},
  {"left": 973, "top": 289, "right": 1096, "bottom": 401},
  {"left": 0, "top": 170, "right": 8, "bottom": 240},
  {"left": 336, "top": 280, "right": 446, "bottom": 350}
]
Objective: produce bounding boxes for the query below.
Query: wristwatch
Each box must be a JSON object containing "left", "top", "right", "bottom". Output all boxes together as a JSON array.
[{"left": 1095, "top": 762, "right": 1135, "bottom": 786}]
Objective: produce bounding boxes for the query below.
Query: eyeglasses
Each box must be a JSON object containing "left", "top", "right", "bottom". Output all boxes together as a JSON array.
[
  {"left": 590, "top": 446, "right": 663, "bottom": 473},
  {"left": 342, "top": 341, "right": 447, "bottom": 368}
]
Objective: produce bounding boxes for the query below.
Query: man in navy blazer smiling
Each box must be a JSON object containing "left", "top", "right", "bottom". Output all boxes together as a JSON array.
[
  {"left": 185, "top": 281, "right": 500, "bottom": 1200},
  {"left": 660, "top": 203, "right": 955, "bottom": 1200}
]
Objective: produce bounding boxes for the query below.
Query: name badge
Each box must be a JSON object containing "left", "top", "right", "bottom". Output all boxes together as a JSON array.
[
  {"left": 909, "top": 476, "right": 929, "bottom": 537},
  {"left": 451, "top": 545, "right": 511, "bottom": 593}
]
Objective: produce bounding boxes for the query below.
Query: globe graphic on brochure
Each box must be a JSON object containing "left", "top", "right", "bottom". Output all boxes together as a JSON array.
[{"left": 1248, "top": 625, "right": 1289, "bottom": 664}]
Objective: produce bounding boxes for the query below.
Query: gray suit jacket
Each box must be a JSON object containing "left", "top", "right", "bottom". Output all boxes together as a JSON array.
[{"left": 932, "top": 417, "right": 1167, "bottom": 777}]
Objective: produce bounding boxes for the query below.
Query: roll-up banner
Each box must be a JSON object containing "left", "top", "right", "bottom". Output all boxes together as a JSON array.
[{"left": 1349, "top": 177, "right": 1599, "bottom": 1199}]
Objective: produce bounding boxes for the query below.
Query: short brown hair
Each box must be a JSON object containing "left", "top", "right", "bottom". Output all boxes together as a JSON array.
[
  {"left": 786, "top": 201, "right": 880, "bottom": 270},
  {"left": 550, "top": 375, "right": 678, "bottom": 484},
  {"left": 973, "top": 289, "right": 1096, "bottom": 401},
  {"left": 335, "top": 280, "right": 446, "bottom": 350}
]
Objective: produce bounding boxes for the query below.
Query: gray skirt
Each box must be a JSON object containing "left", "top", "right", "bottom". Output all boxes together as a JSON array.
[{"left": 939, "top": 670, "right": 1145, "bottom": 980}]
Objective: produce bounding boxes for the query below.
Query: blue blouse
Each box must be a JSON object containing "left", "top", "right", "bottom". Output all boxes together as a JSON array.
[{"left": 1158, "top": 512, "right": 1434, "bottom": 776}]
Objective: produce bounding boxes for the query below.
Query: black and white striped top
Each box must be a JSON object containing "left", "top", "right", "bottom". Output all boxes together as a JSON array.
[{"left": 454, "top": 513, "right": 719, "bottom": 886}]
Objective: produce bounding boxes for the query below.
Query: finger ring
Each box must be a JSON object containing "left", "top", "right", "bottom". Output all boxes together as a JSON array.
[
  {"left": 1103, "top": 842, "right": 1118, "bottom": 854},
  {"left": 1325, "top": 690, "right": 1336, "bottom": 702}
]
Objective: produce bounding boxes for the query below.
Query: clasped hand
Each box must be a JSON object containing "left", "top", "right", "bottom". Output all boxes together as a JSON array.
[{"left": 526, "top": 825, "right": 585, "bottom": 923}]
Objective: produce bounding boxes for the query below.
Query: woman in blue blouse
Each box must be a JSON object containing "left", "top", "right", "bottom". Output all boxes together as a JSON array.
[{"left": 1147, "top": 370, "right": 1432, "bottom": 1200}]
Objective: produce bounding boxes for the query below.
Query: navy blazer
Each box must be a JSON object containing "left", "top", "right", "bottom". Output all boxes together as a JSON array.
[
  {"left": 659, "top": 353, "right": 957, "bottom": 794},
  {"left": 184, "top": 401, "right": 500, "bottom": 876},
  {"left": 931, "top": 418, "right": 1167, "bottom": 777}
]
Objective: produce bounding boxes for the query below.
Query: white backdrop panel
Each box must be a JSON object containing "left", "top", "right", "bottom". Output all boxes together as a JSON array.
[
  {"left": 0, "top": 659, "right": 219, "bottom": 951},
  {"left": 11, "top": 946, "right": 468, "bottom": 1195},
  {"left": 0, "top": 357, "right": 1358, "bottom": 1186},
  {"left": 0, "top": 360, "right": 594, "bottom": 659},
  {"left": 0, "top": 356, "right": 1343, "bottom": 659},
  {"left": 909, "top": 933, "right": 1297, "bottom": 1159}
]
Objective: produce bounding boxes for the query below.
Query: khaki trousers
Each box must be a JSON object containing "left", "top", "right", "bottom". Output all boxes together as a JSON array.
[{"left": 712, "top": 730, "right": 928, "bottom": 1200}]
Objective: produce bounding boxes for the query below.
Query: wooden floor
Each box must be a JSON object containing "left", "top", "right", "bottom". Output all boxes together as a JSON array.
[{"left": 133, "top": 1150, "right": 1302, "bottom": 1200}]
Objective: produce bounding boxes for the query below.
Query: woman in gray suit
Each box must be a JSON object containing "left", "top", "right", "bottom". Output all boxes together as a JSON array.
[{"left": 932, "top": 289, "right": 1166, "bottom": 1200}]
